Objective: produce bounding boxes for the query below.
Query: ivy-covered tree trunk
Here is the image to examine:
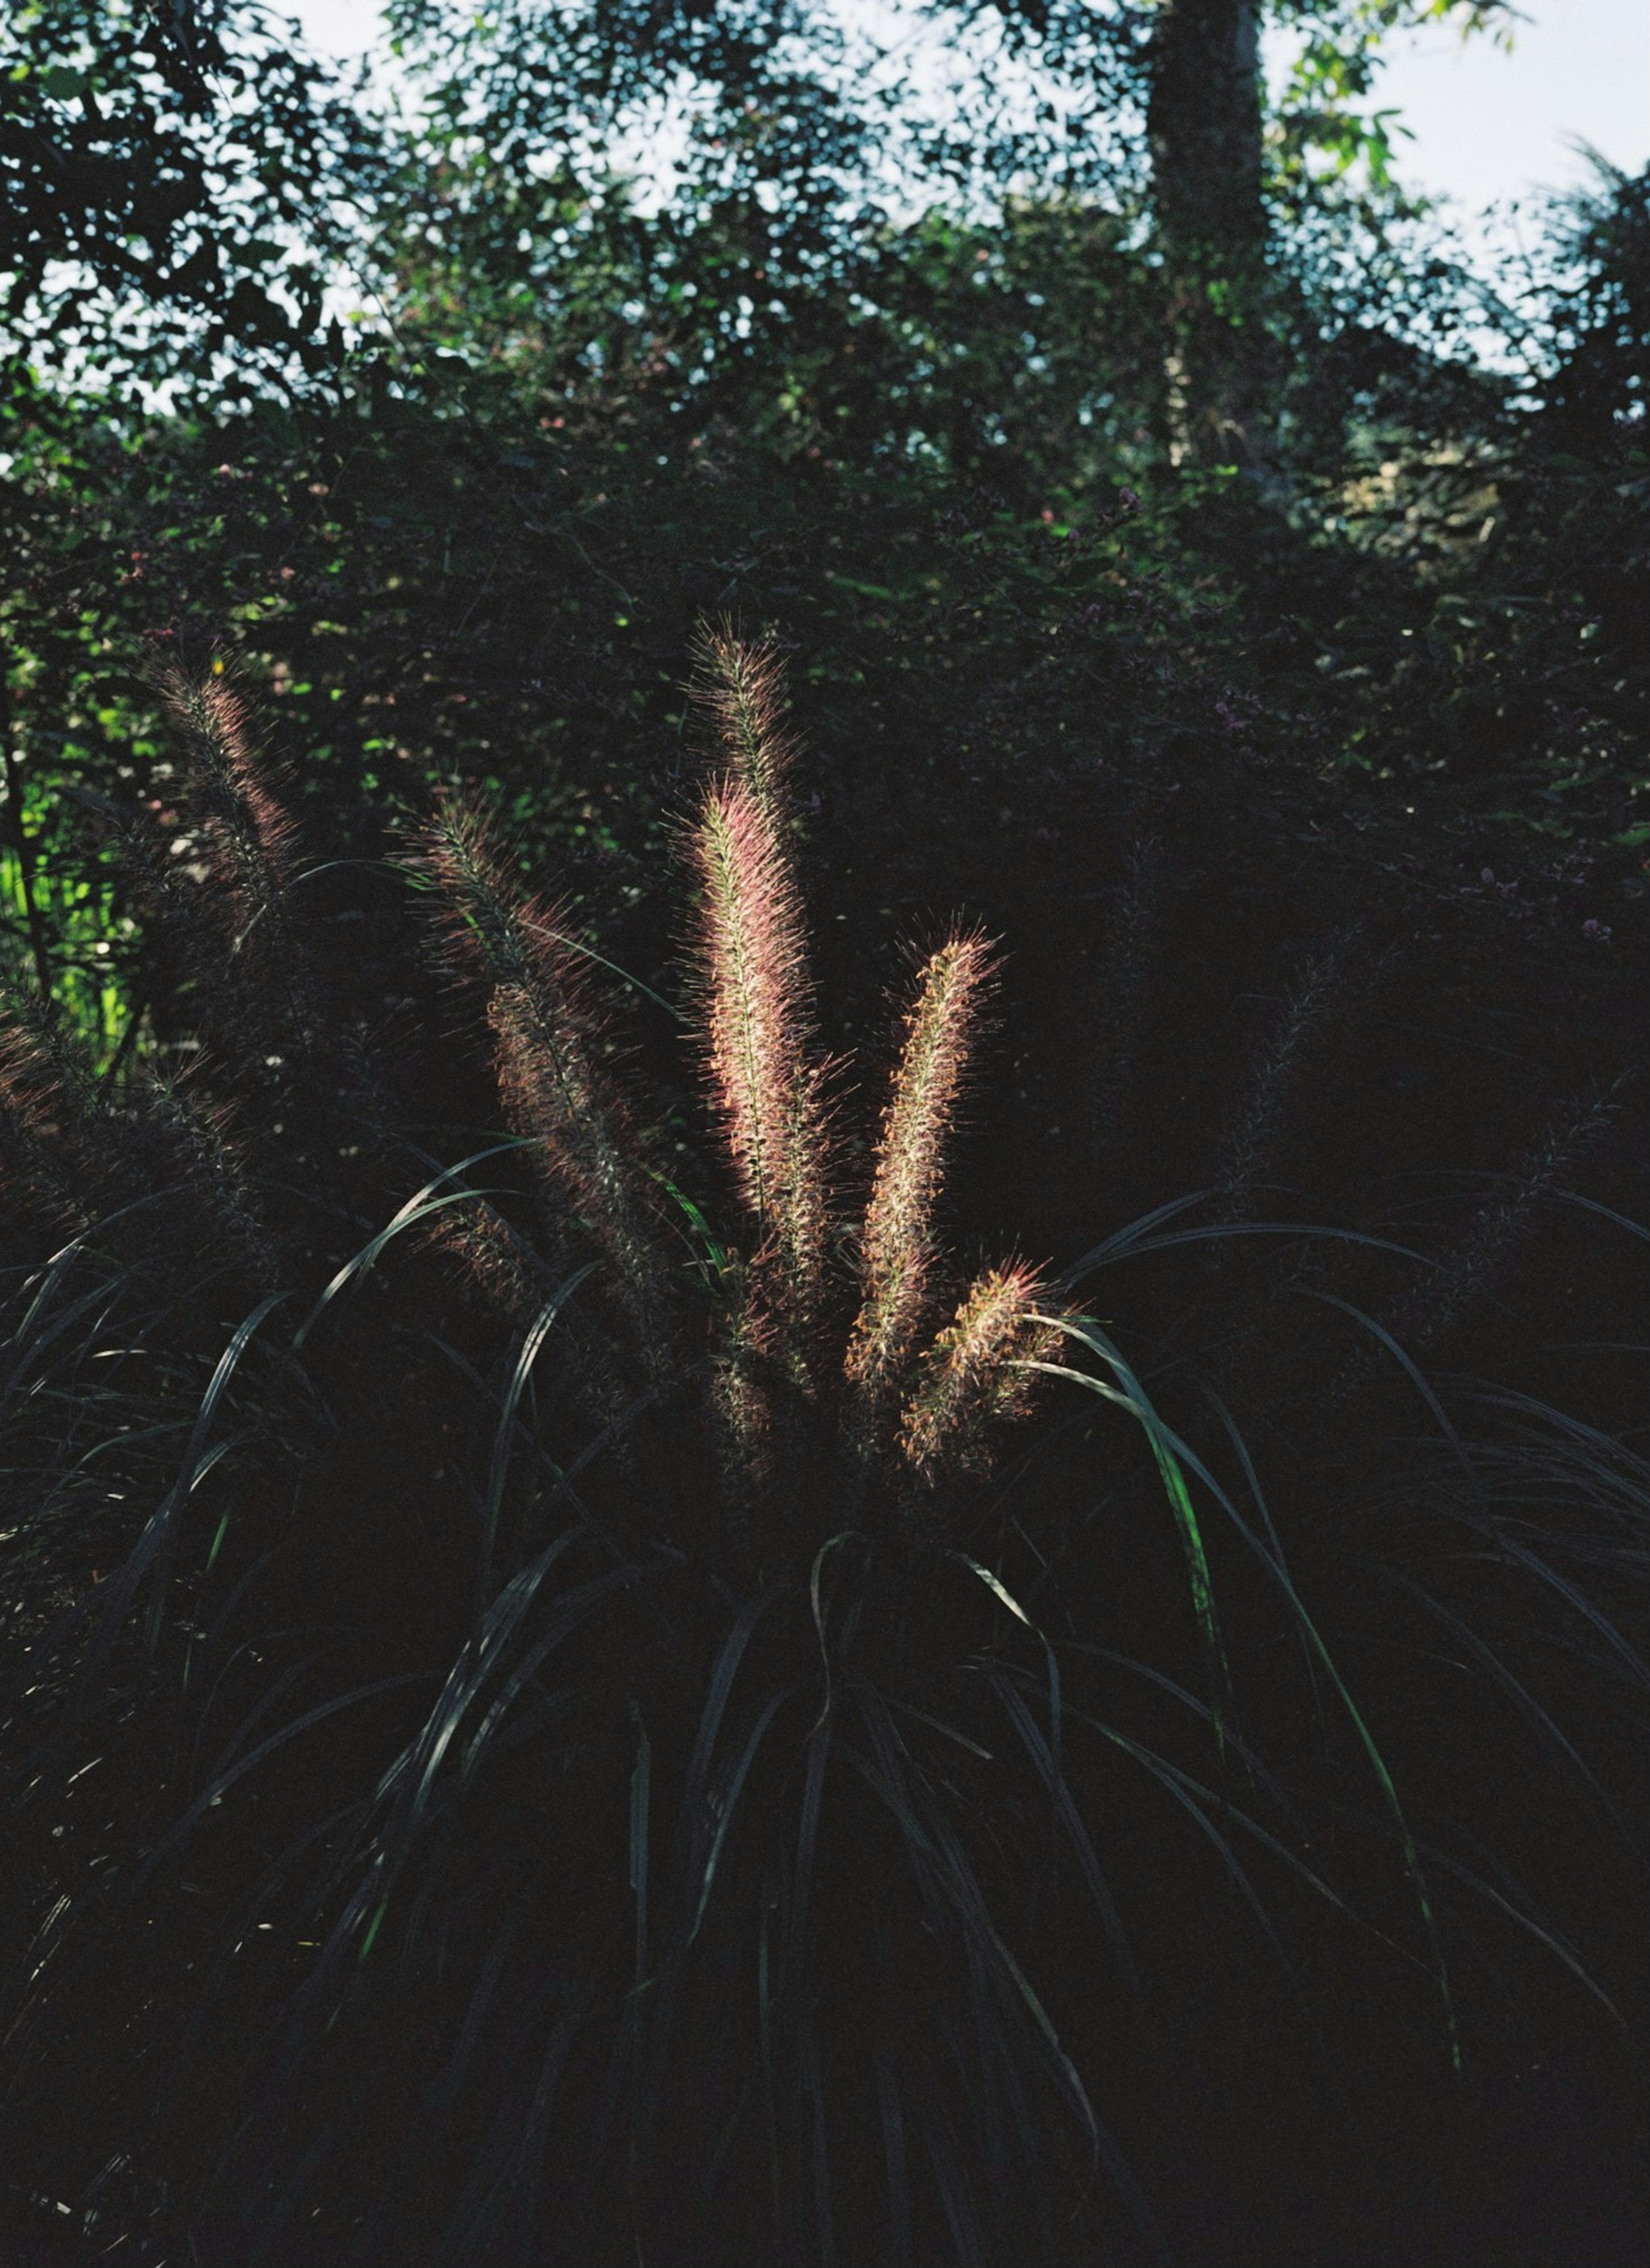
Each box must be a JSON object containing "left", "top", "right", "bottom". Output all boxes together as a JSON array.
[{"left": 1146, "top": 0, "right": 1275, "bottom": 467}]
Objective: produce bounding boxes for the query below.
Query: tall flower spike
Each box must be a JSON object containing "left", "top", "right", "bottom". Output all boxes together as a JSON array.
[
  {"left": 846, "top": 931, "right": 994, "bottom": 1438},
  {"left": 0, "top": 989, "right": 91, "bottom": 1236},
  {"left": 75, "top": 783, "right": 250, "bottom": 1067},
  {"left": 156, "top": 661, "right": 323, "bottom": 1074},
  {"left": 419, "top": 792, "right": 677, "bottom": 1386},
  {"left": 898, "top": 1262, "right": 1058, "bottom": 1489},
  {"left": 690, "top": 624, "right": 799, "bottom": 826},
  {"left": 0, "top": 979, "right": 270, "bottom": 1275},
  {"left": 157, "top": 664, "right": 297, "bottom": 931},
  {"left": 688, "top": 776, "right": 828, "bottom": 1322}
]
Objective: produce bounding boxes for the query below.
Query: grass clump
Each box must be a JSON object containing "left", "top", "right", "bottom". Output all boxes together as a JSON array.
[
  {"left": 0, "top": 635, "right": 1128, "bottom": 2267},
  {"left": 1, "top": 635, "right": 1646, "bottom": 2268}
]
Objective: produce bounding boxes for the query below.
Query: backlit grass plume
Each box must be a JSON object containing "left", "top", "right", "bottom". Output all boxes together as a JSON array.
[
  {"left": 846, "top": 929, "right": 995, "bottom": 1450},
  {"left": 686, "top": 625, "right": 828, "bottom": 1308},
  {"left": 148, "top": 657, "right": 328, "bottom": 1091},
  {"left": 406, "top": 648, "right": 1054, "bottom": 1533},
  {"left": 156, "top": 662, "right": 298, "bottom": 923},
  {"left": 690, "top": 619, "right": 800, "bottom": 822},
  {"left": 898, "top": 1260, "right": 1060, "bottom": 1487},
  {"left": 0, "top": 965, "right": 269, "bottom": 1281},
  {"left": 0, "top": 987, "right": 92, "bottom": 1241},
  {"left": 688, "top": 775, "right": 830, "bottom": 1319},
  {"left": 418, "top": 789, "right": 679, "bottom": 1387}
]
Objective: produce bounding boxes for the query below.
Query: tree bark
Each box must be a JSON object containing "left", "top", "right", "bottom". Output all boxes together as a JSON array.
[{"left": 1146, "top": 0, "right": 1274, "bottom": 467}]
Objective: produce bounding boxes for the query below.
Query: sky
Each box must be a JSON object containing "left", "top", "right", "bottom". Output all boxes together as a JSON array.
[
  {"left": 1365, "top": 0, "right": 1649, "bottom": 212},
  {"left": 286, "top": 0, "right": 1650, "bottom": 218}
]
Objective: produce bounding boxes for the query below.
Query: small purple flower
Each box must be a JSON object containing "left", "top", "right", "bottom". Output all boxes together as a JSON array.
[{"left": 1583, "top": 919, "right": 1611, "bottom": 942}]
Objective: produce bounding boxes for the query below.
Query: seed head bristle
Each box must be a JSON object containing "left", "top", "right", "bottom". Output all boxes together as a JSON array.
[
  {"left": 153, "top": 661, "right": 327, "bottom": 1084},
  {"left": 0, "top": 980, "right": 269, "bottom": 1272},
  {"left": 0, "top": 983, "right": 97, "bottom": 1136},
  {"left": 690, "top": 623, "right": 799, "bottom": 823},
  {"left": 422, "top": 1194, "right": 556, "bottom": 1324},
  {"left": 418, "top": 791, "right": 678, "bottom": 1383},
  {"left": 897, "top": 1261, "right": 1055, "bottom": 1486},
  {"left": 1214, "top": 933, "right": 1354, "bottom": 1228},
  {"left": 138, "top": 1075, "right": 275, "bottom": 1282},
  {"left": 158, "top": 664, "right": 298, "bottom": 926},
  {"left": 846, "top": 931, "right": 994, "bottom": 1435},
  {"left": 0, "top": 996, "right": 89, "bottom": 1234},
  {"left": 688, "top": 776, "right": 829, "bottom": 1321},
  {"left": 75, "top": 784, "right": 250, "bottom": 1062},
  {"left": 424, "top": 1195, "right": 638, "bottom": 1437}
]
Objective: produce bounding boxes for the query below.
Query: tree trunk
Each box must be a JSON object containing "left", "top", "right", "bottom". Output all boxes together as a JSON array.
[{"left": 1146, "top": 0, "right": 1274, "bottom": 468}]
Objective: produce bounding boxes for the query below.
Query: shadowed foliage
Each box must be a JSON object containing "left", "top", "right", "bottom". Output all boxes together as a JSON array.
[{"left": 1, "top": 634, "right": 1647, "bottom": 2268}]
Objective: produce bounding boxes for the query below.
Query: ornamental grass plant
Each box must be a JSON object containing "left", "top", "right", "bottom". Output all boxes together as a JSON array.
[{"left": 1, "top": 635, "right": 1647, "bottom": 2267}]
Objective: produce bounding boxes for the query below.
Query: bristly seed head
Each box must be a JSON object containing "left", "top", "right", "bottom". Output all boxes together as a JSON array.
[
  {"left": 107, "top": 640, "right": 1066, "bottom": 1556},
  {"left": 156, "top": 663, "right": 298, "bottom": 927},
  {"left": 419, "top": 791, "right": 678, "bottom": 1386},
  {"left": 898, "top": 1262, "right": 1059, "bottom": 1487},
  {"left": 688, "top": 775, "right": 829, "bottom": 1316},
  {"left": 689, "top": 623, "right": 799, "bottom": 827},
  {"left": 846, "top": 931, "right": 995, "bottom": 1435}
]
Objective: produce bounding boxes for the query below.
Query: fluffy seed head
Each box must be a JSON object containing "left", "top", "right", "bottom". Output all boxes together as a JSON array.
[
  {"left": 898, "top": 1262, "right": 1058, "bottom": 1485},
  {"left": 423, "top": 1194, "right": 557, "bottom": 1325},
  {"left": 688, "top": 776, "right": 828, "bottom": 1307},
  {"left": 0, "top": 995, "right": 90, "bottom": 1236},
  {"left": 152, "top": 661, "right": 325, "bottom": 1083},
  {"left": 419, "top": 791, "right": 677, "bottom": 1381},
  {"left": 0, "top": 981, "right": 270, "bottom": 1275},
  {"left": 689, "top": 623, "right": 799, "bottom": 824},
  {"left": 157, "top": 662, "right": 297, "bottom": 926},
  {"left": 76, "top": 784, "right": 252, "bottom": 1068},
  {"left": 846, "top": 931, "right": 994, "bottom": 1426}
]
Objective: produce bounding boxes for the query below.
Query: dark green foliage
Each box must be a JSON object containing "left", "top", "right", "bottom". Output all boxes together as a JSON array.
[{"left": 0, "top": 2, "right": 382, "bottom": 393}]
